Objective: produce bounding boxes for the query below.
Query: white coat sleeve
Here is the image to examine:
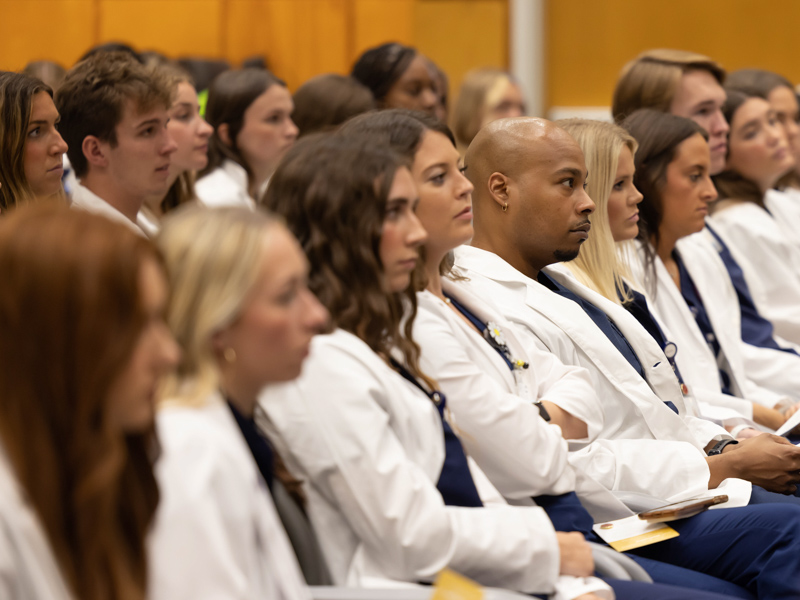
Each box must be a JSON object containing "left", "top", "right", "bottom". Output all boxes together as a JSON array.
[
  {"left": 508, "top": 318, "right": 713, "bottom": 502},
  {"left": 148, "top": 430, "right": 263, "bottom": 600},
  {"left": 413, "top": 309, "right": 576, "bottom": 499},
  {"left": 264, "top": 341, "right": 565, "bottom": 594}
]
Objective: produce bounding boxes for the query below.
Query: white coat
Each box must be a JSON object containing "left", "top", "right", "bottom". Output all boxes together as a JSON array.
[
  {"left": 709, "top": 197, "right": 800, "bottom": 345},
  {"left": 414, "top": 282, "right": 633, "bottom": 523},
  {"left": 195, "top": 160, "right": 257, "bottom": 210},
  {"left": 691, "top": 227, "right": 800, "bottom": 407},
  {"left": 0, "top": 447, "right": 73, "bottom": 600},
  {"left": 69, "top": 182, "right": 147, "bottom": 237},
  {"left": 453, "top": 245, "right": 751, "bottom": 507},
  {"left": 148, "top": 393, "right": 311, "bottom": 600},
  {"left": 765, "top": 187, "right": 800, "bottom": 254},
  {"left": 257, "top": 329, "right": 611, "bottom": 599},
  {"left": 629, "top": 236, "right": 790, "bottom": 417}
]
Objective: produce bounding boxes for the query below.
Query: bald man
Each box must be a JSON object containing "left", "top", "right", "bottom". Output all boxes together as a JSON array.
[{"left": 455, "top": 117, "right": 800, "bottom": 505}]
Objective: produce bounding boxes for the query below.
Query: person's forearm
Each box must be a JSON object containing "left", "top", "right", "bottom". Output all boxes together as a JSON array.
[{"left": 542, "top": 401, "right": 588, "bottom": 439}]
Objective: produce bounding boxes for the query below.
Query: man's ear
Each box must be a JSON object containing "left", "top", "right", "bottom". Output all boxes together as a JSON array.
[
  {"left": 82, "top": 136, "right": 109, "bottom": 169},
  {"left": 217, "top": 123, "right": 233, "bottom": 147},
  {"left": 487, "top": 172, "right": 511, "bottom": 210}
]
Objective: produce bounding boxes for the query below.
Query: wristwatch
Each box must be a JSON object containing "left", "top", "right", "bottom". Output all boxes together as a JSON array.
[{"left": 707, "top": 439, "right": 739, "bottom": 456}]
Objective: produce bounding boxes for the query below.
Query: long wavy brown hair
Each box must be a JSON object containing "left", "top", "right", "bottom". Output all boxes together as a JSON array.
[
  {"left": 263, "top": 133, "right": 433, "bottom": 387},
  {"left": 0, "top": 205, "right": 161, "bottom": 600}
]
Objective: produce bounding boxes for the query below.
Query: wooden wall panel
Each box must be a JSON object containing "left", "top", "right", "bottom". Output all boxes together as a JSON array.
[
  {"left": 547, "top": 0, "right": 800, "bottom": 109},
  {"left": 225, "top": 0, "right": 350, "bottom": 89},
  {"left": 0, "top": 0, "right": 507, "bottom": 97},
  {"left": 414, "top": 0, "right": 507, "bottom": 102},
  {"left": 99, "top": 0, "right": 223, "bottom": 57},
  {"left": 0, "top": 0, "right": 96, "bottom": 70}
]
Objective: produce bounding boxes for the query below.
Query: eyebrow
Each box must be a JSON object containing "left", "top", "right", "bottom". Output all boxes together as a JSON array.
[
  {"left": 135, "top": 118, "right": 162, "bottom": 129},
  {"left": 554, "top": 167, "right": 587, "bottom": 178},
  {"left": 423, "top": 162, "right": 448, "bottom": 175}
]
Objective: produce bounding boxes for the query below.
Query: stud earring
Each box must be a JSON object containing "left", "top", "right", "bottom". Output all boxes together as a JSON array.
[{"left": 223, "top": 348, "right": 237, "bottom": 363}]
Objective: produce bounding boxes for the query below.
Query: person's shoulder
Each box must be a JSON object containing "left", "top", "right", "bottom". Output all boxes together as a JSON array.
[{"left": 157, "top": 398, "right": 248, "bottom": 465}]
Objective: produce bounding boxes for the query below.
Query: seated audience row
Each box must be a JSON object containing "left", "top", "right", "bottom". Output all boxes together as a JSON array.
[{"left": 6, "top": 39, "right": 800, "bottom": 600}]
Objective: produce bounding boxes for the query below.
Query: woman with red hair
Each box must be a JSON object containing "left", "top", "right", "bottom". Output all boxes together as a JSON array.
[{"left": 0, "top": 205, "right": 179, "bottom": 600}]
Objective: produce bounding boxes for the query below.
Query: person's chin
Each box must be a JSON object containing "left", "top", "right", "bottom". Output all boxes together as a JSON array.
[{"left": 553, "top": 247, "right": 581, "bottom": 262}]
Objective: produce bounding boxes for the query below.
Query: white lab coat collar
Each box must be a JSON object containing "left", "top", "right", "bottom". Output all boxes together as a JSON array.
[
  {"left": 195, "top": 160, "right": 257, "bottom": 210},
  {"left": 69, "top": 182, "right": 147, "bottom": 237},
  {"left": 149, "top": 393, "right": 311, "bottom": 600}
]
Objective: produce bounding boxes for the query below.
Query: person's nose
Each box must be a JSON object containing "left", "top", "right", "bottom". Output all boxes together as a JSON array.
[
  {"left": 198, "top": 117, "right": 214, "bottom": 139},
  {"left": 700, "top": 175, "right": 718, "bottom": 202},
  {"left": 301, "top": 288, "right": 330, "bottom": 333},
  {"left": 161, "top": 129, "right": 178, "bottom": 156},
  {"left": 406, "top": 211, "right": 428, "bottom": 247},
  {"left": 630, "top": 183, "right": 644, "bottom": 206},
  {"left": 52, "top": 130, "right": 68, "bottom": 155},
  {"left": 155, "top": 324, "right": 181, "bottom": 373},
  {"left": 286, "top": 117, "right": 299, "bottom": 141},
  {"left": 456, "top": 169, "right": 474, "bottom": 198},
  {"left": 711, "top": 109, "right": 729, "bottom": 137},
  {"left": 577, "top": 186, "right": 595, "bottom": 215}
]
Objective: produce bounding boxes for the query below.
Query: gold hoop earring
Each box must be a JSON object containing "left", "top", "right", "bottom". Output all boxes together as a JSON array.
[
  {"left": 502, "top": 202, "right": 508, "bottom": 212},
  {"left": 223, "top": 348, "right": 237, "bottom": 363}
]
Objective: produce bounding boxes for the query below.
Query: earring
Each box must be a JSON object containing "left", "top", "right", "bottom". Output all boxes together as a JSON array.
[
  {"left": 502, "top": 202, "right": 508, "bottom": 212},
  {"left": 223, "top": 348, "right": 237, "bottom": 363}
]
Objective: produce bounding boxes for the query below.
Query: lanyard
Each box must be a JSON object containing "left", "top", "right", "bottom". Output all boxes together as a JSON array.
[{"left": 445, "top": 294, "right": 527, "bottom": 371}]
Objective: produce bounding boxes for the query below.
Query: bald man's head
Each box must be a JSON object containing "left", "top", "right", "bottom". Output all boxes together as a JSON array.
[{"left": 464, "top": 117, "right": 595, "bottom": 278}]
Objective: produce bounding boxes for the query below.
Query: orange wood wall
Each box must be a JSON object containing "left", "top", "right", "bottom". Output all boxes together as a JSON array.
[
  {"left": 547, "top": 0, "right": 800, "bottom": 108},
  {"left": 0, "top": 0, "right": 508, "bottom": 99}
]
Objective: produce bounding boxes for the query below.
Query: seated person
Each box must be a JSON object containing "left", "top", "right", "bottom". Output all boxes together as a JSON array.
[
  {"left": 0, "top": 205, "right": 179, "bottom": 600},
  {"left": 150, "top": 206, "right": 329, "bottom": 599},
  {"left": 291, "top": 74, "right": 374, "bottom": 137},
  {"left": 0, "top": 72, "right": 68, "bottom": 211},
  {"left": 196, "top": 69, "right": 298, "bottom": 209},
  {"left": 56, "top": 51, "right": 176, "bottom": 236}
]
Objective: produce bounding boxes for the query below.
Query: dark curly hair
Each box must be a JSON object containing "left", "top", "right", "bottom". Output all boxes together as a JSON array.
[{"left": 263, "top": 133, "right": 433, "bottom": 387}]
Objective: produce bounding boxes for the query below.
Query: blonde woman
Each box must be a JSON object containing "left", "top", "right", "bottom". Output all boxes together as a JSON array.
[
  {"left": 148, "top": 206, "right": 328, "bottom": 600},
  {"left": 451, "top": 68, "right": 525, "bottom": 152},
  {"left": 556, "top": 117, "right": 779, "bottom": 435}
]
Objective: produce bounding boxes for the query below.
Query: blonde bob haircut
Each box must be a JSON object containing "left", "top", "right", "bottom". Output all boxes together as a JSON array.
[
  {"left": 557, "top": 118, "right": 638, "bottom": 304},
  {"left": 157, "top": 205, "right": 280, "bottom": 404},
  {"left": 451, "top": 68, "right": 517, "bottom": 151},
  {"left": 612, "top": 49, "right": 725, "bottom": 123}
]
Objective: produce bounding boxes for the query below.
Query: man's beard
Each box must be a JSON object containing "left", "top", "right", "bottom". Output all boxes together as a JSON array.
[{"left": 553, "top": 247, "right": 581, "bottom": 262}]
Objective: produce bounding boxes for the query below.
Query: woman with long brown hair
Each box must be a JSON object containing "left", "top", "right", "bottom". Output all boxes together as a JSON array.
[
  {"left": 0, "top": 72, "right": 68, "bottom": 211},
  {"left": 196, "top": 69, "right": 298, "bottom": 209},
  {"left": 0, "top": 204, "right": 179, "bottom": 600}
]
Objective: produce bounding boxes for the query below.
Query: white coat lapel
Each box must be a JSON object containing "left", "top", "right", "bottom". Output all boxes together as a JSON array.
[
  {"left": 538, "top": 266, "right": 699, "bottom": 446},
  {"left": 674, "top": 238, "right": 749, "bottom": 398},
  {"left": 440, "top": 279, "right": 521, "bottom": 392}
]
